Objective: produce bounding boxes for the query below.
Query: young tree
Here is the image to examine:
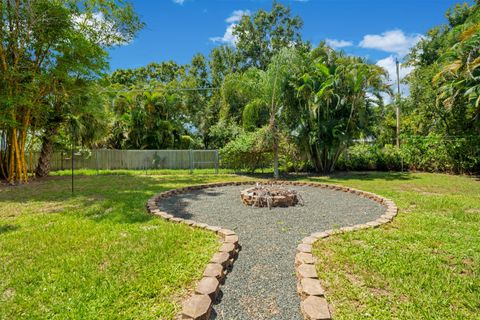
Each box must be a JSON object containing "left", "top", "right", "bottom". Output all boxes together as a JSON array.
[{"left": 261, "top": 48, "right": 303, "bottom": 178}]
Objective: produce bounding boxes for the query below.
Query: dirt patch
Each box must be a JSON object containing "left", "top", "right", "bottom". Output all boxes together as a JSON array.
[
  {"left": 98, "top": 260, "right": 110, "bottom": 272},
  {"left": 465, "top": 208, "right": 480, "bottom": 213},
  {"left": 2, "top": 288, "right": 15, "bottom": 300},
  {"left": 345, "top": 272, "right": 365, "bottom": 288},
  {"left": 369, "top": 286, "right": 391, "bottom": 298}
]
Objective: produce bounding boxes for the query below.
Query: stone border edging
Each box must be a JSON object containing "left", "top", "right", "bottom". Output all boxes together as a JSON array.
[
  {"left": 291, "top": 182, "right": 398, "bottom": 320},
  {"left": 145, "top": 181, "right": 398, "bottom": 320},
  {"left": 146, "top": 182, "right": 248, "bottom": 319}
]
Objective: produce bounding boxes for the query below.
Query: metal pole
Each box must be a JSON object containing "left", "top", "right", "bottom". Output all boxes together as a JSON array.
[
  {"left": 71, "top": 138, "right": 74, "bottom": 195},
  {"left": 215, "top": 150, "right": 219, "bottom": 174},
  {"left": 396, "top": 58, "right": 401, "bottom": 148},
  {"left": 189, "top": 149, "right": 193, "bottom": 174},
  {"left": 95, "top": 149, "right": 99, "bottom": 175}
]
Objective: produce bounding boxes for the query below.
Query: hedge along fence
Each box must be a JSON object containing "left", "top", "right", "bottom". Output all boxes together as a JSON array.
[{"left": 27, "top": 149, "right": 220, "bottom": 172}]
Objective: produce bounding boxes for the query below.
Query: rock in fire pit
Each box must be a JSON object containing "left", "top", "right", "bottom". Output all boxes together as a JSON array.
[{"left": 240, "top": 183, "right": 304, "bottom": 209}]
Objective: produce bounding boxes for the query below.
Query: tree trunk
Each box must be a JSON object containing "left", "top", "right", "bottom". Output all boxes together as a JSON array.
[
  {"left": 35, "top": 126, "right": 58, "bottom": 178},
  {"left": 273, "top": 140, "right": 279, "bottom": 179}
]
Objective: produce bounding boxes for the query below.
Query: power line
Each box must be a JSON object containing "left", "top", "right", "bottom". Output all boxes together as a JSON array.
[{"left": 99, "top": 87, "right": 221, "bottom": 94}]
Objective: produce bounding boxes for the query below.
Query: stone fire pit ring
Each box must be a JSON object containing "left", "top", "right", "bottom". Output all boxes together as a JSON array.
[{"left": 240, "top": 184, "right": 304, "bottom": 208}]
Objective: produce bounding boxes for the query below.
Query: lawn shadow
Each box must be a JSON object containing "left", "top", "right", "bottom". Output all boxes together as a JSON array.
[
  {"left": 157, "top": 189, "right": 227, "bottom": 220},
  {"left": 0, "top": 174, "right": 233, "bottom": 225},
  {"left": 234, "top": 171, "right": 417, "bottom": 182},
  {"left": 2, "top": 171, "right": 411, "bottom": 225},
  {"left": 0, "top": 224, "right": 19, "bottom": 235}
]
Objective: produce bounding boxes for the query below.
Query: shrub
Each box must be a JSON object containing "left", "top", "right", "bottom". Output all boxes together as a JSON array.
[
  {"left": 207, "top": 120, "right": 243, "bottom": 149},
  {"left": 378, "top": 144, "right": 403, "bottom": 171},
  {"left": 337, "top": 144, "right": 378, "bottom": 171},
  {"left": 220, "top": 127, "right": 272, "bottom": 172},
  {"left": 242, "top": 99, "right": 269, "bottom": 132},
  {"left": 335, "top": 134, "right": 480, "bottom": 173},
  {"left": 336, "top": 144, "right": 402, "bottom": 171}
]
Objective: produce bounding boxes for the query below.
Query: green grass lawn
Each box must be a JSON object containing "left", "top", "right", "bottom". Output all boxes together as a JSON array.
[
  {"left": 308, "top": 172, "right": 480, "bottom": 320},
  {"left": 0, "top": 172, "right": 250, "bottom": 319},
  {"left": 1, "top": 171, "right": 478, "bottom": 319}
]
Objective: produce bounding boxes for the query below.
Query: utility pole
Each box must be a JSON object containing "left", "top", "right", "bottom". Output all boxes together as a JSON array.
[{"left": 395, "top": 58, "right": 401, "bottom": 148}]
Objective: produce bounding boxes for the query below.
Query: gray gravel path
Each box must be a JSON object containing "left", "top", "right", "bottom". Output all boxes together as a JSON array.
[{"left": 157, "top": 184, "right": 386, "bottom": 320}]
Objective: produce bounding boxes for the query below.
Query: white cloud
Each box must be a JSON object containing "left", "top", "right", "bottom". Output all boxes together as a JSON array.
[
  {"left": 73, "top": 12, "right": 129, "bottom": 46},
  {"left": 325, "top": 38, "right": 353, "bottom": 49},
  {"left": 210, "top": 10, "right": 251, "bottom": 45},
  {"left": 225, "top": 10, "right": 250, "bottom": 23},
  {"left": 172, "top": 0, "right": 185, "bottom": 4},
  {"left": 210, "top": 24, "right": 237, "bottom": 44},
  {"left": 359, "top": 29, "right": 422, "bottom": 56}
]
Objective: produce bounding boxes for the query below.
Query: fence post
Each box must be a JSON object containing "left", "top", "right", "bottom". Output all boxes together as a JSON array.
[{"left": 215, "top": 150, "right": 219, "bottom": 174}]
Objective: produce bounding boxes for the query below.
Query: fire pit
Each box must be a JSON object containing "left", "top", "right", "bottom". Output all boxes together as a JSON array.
[{"left": 240, "top": 184, "right": 304, "bottom": 209}]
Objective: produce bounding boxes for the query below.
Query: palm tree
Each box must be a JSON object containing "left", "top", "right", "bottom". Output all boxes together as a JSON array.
[
  {"left": 435, "top": 23, "right": 480, "bottom": 120},
  {"left": 261, "top": 48, "right": 302, "bottom": 178},
  {"left": 295, "top": 47, "right": 388, "bottom": 173}
]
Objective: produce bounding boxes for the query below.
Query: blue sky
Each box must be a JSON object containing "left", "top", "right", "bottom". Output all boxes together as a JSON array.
[{"left": 108, "top": 0, "right": 470, "bottom": 81}]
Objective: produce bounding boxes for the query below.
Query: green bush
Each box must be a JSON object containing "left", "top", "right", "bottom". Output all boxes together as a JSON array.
[
  {"left": 337, "top": 144, "right": 379, "bottom": 171},
  {"left": 400, "top": 134, "right": 451, "bottom": 172},
  {"left": 336, "top": 144, "right": 402, "bottom": 171},
  {"left": 378, "top": 144, "right": 403, "bottom": 171},
  {"left": 335, "top": 134, "right": 479, "bottom": 173},
  {"left": 400, "top": 134, "right": 480, "bottom": 173},
  {"left": 207, "top": 120, "right": 243, "bottom": 149},
  {"left": 220, "top": 128, "right": 272, "bottom": 172},
  {"left": 242, "top": 99, "right": 269, "bottom": 132}
]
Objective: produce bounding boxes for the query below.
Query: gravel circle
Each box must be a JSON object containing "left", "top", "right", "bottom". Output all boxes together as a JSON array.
[{"left": 157, "top": 184, "right": 386, "bottom": 320}]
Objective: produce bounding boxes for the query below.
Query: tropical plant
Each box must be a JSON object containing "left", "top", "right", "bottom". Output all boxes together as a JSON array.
[{"left": 294, "top": 45, "right": 388, "bottom": 173}]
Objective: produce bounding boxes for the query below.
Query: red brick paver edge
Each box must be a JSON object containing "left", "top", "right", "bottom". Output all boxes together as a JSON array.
[{"left": 146, "top": 181, "right": 398, "bottom": 320}]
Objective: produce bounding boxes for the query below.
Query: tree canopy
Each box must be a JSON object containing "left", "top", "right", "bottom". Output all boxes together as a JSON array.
[{"left": 2, "top": 0, "right": 480, "bottom": 182}]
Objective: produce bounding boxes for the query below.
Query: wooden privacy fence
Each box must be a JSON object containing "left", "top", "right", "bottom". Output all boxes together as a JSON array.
[{"left": 29, "top": 149, "right": 219, "bottom": 172}]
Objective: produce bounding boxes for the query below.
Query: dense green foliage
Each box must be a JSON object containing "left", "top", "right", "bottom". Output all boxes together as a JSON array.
[
  {"left": 2, "top": 1, "right": 480, "bottom": 182},
  {"left": 220, "top": 127, "right": 272, "bottom": 172},
  {"left": 398, "top": 1, "right": 480, "bottom": 173},
  {"left": 0, "top": 0, "right": 143, "bottom": 181},
  {"left": 293, "top": 47, "right": 388, "bottom": 172},
  {"left": 99, "top": 1, "right": 480, "bottom": 175}
]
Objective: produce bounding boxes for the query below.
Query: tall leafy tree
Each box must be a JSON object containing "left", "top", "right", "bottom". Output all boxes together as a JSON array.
[
  {"left": 233, "top": 1, "right": 305, "bottom": 70},
  {"left": 183, "top": 53, "right": 210, "bottom": 147},
  {"left": 404, "top": 1, "right": 480, "bottom": 172},
  {"left": 0, "top": 0, "right": 143, "bottom": 182}
]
